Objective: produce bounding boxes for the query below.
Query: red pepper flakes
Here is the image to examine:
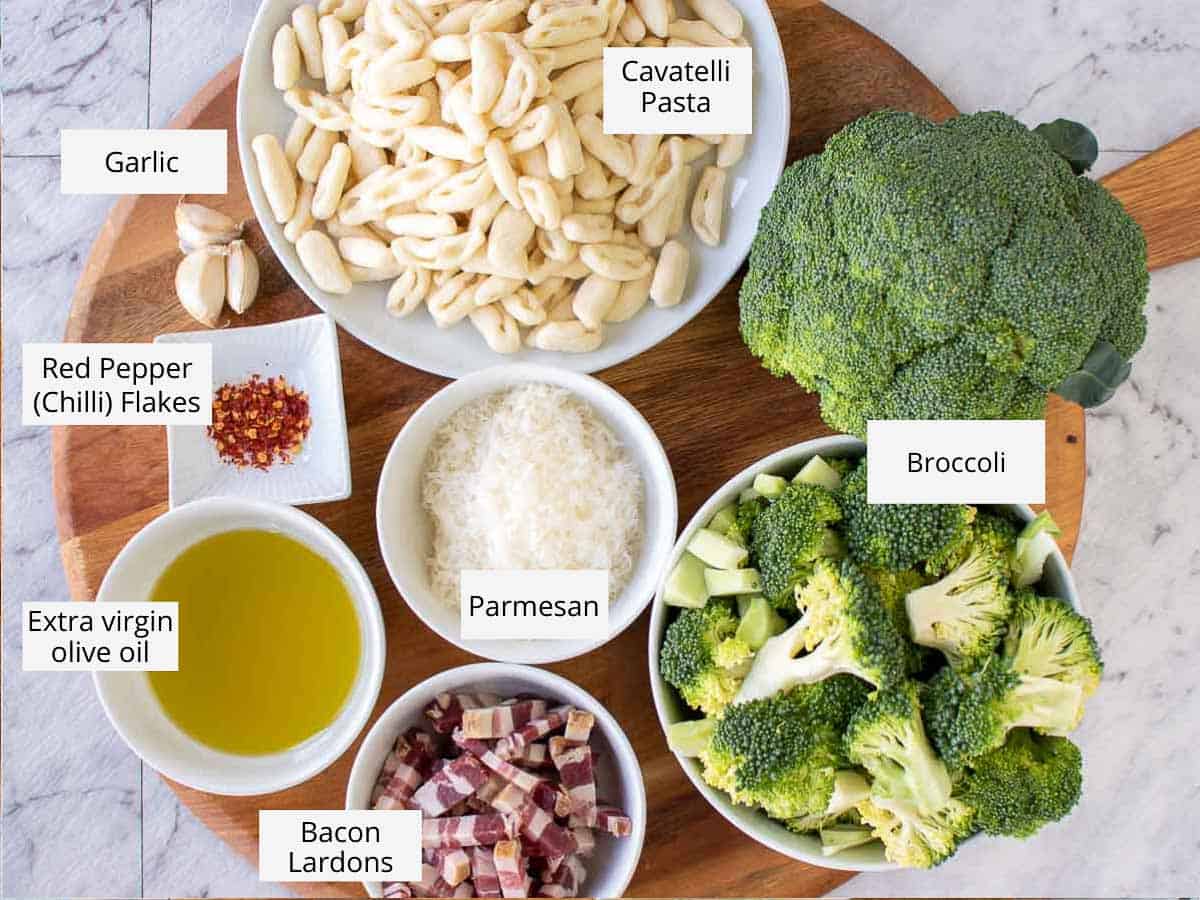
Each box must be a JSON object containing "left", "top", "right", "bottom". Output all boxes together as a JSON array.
[{"left": 206, "top": 375, "right": 312, "bottom": 471}]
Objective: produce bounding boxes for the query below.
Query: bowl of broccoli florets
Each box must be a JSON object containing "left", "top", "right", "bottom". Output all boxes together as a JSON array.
[{"left": 648, "top": 436, "right": 1101, "bottom": 870}]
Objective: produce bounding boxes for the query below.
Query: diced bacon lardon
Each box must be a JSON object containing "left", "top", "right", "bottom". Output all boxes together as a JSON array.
[
  {"left": 411, "top": 754, "right": 489, "bottom": 817},
  {"left": 425, "top": 692, "right": 502, "bottom": 734},
  {"left": 562, "top": 710, "right": 594, "bottom": 745},
  {"left": 471, "top": 845, "right": 503, "bottom": 898},
  {"left": 493, "top": 840, "right": 527, "bottom": 898},
  {"left": 549, "top": 738, "right": 597, "bottom": 827},
  {"left": 595, "top": 803, "right": 634, "bottom": 837},
  {"left": 436, "top": 847, "right": 472, "bottom": 887},
  {"left": 493, "top": 706, "right": 573, "bottom": 759},
  {"left": 423, "top": 813, "right": 516, "bottom": 849},
  {"left": 461, "top": 700, "right": 548, "bottom": 739},
  {"left": 491, "top": 784, "right": 576, "bottom": 860}
]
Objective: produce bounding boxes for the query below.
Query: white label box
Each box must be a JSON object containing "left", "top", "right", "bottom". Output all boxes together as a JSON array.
[
  {"left": 259, "top": 810, "right": 421, "bottom": 883},
  {"left": 60, "top": 129, "right": 227, "bottom": 195},
  {"left": 866, "top": 419, "right": 1046, "bottom": 504},
  {"left": 603, "top": 47, "right": 753, "bottom": 134},
  {"left": 460, "top": 570, "right": 609, "bottom": 641},
  {"left": 23, "top": 602, "right": 178, "bottom": 671},
  {"left": 22, "top": 342, "right": 212, "bottom": 426}
]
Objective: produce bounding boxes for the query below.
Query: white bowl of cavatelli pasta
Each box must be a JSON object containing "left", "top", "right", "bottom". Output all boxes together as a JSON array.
[{"left": 237, "top": 0, "right": 790, "bottom": 377}]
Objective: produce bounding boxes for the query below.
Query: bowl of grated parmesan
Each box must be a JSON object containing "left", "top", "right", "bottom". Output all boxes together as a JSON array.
[{"left": 376, "top": 364, "right": 677, "bottom": 663}]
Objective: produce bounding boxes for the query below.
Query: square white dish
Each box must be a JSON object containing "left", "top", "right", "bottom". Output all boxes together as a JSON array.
[{"left": 155, "top": 313, "right": 351, "bottom": 508}]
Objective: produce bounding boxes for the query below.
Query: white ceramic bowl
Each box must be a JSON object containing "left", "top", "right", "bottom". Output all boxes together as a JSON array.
[
  {"left": 346, "top": 663, "right": 647, "bottom": 898},
  {"left": 377, "top": 363, "right": 676, "bottom": 663},
  {"left": 156, "top": 313, "right": 351, "bottom": 508},
  {"left": 93, "top": 497, "right": 386, "bottom": 796},
  {"left": 236, "top": 0, "right": 790, "bottom": 378},
  {"left": 647, "top": 435, "right": 1082, "bottom": 871}
]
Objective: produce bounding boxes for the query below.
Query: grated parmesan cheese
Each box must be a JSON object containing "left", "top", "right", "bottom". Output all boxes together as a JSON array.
[{"left": 422, "top": 383, "right": 644, "bottom": 607}]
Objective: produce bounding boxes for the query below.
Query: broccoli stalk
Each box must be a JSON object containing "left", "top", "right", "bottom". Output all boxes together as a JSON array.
[
  {"left": 845, "top": 683, "right": 952, "bottom": 816},
  {"left": 904, "top": 546, "right": 1012, "bottom": 670},
  {"left": 1011, "top": 511, "right": 1063, "bottom": 587},
  {"left": 735, "top": 559, "right": 906, "bottom": 702}
]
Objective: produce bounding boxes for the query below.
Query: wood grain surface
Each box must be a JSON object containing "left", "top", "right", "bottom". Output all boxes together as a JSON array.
[{"left": 50, "top": 1, "right": 1195, "bottom": 895}]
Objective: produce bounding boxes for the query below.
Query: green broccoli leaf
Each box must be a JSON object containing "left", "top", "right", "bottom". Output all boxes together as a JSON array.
[
  {"left": 1054, "top": 339, "right": 1133, "bottom": 407},
  {"left": 1034, "top": 118, "right": 1099, "bottom": 174}
]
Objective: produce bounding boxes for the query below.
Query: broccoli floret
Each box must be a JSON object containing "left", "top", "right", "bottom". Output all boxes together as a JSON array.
[
  {"left": 922, "top": 658, "right": 1084, "bottom": 768},
  {"left": 737, "top": 559, "right": 906, "bottom": 702},
  {"left": 959, "top": 730, "right": 1083, "bottom": 838},
  {"left": 925, "top": 510, "right": 1018, "bottom": 576},
  {"left": 857, "top": 793, "right": 975, "bottom": 869},
  {"left": 749, "top": 482, "right": 843, "bottom": 609},
  {"left": 786, "top": 770, "right": 870, "bottom": 832},
  {"left": 725, "top": 497, "right": 767, "bottom": 547},
  {"left": 1004, "top": 592, "right": 1103, "bottom": 698},
  {"left": 865, "top": 566, "right": 934, "bottom": 675},
  {"left": 904, "top": 540, "right": 1013, "bottom": 671},
  {"left": 845, "top": 682, "right": 952, "bottom": 815},
  {"left": 660, "top": 598, "right": 754, "bottom": 715},
  {"left": 839, "top": 461, "right": 976, "bottom": 572},
  {"left": 739, "top": 109, "right": 1148, "bottom": 438},
  {"left": 700, "top": 678, "right": 869, "bottom": 820}
]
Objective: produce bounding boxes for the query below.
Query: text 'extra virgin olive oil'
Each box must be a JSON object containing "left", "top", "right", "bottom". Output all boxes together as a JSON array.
[{"left": 147, "top": 529, "right": 361, "bottom": 755}]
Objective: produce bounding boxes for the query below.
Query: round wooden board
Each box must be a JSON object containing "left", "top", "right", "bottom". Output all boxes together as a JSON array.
[{"left": 55, "top": 3, "right": 1091, "bottom": 896}]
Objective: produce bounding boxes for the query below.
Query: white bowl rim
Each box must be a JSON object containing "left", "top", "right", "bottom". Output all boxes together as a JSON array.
[
  {"left": 234, "top": 0, "right": 791, "bottom": 378},
  {"left": 647, "top": 434, "right": 1082, "bottom": 872},
  {"left": 375, "top": 363, "right": 677, "bottom": 664},
  {"left": 92, "top": 496, "right": 386, "bottom": 796},
  {"left": 345, "top": 662, "right": 648, "bottom": 898}
]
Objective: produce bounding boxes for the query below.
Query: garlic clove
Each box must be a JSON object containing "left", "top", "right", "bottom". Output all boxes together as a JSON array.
[
  {"left": 175, "top": 200, "right": 243, "bottom": 252},
  {"left": 225, "top": 240, "right": 261, "bottom": 315},
  {"left": 175, "top": 249, "right": 226, "bottom": 327}
]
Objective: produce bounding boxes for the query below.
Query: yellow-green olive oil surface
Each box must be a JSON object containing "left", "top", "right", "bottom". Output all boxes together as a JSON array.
[{"left": 148, "top": 529, "right": 361, "bottom": 755}]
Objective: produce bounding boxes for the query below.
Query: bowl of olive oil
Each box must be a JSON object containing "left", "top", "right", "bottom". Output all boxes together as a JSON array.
[{"left": 94, "top": 497, "right": 385, "bottom": 795}]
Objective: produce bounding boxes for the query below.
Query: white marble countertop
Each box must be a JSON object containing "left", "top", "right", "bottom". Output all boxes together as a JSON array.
[{"left": 2, "top": 1, "right": 1198, "bottom": 897}]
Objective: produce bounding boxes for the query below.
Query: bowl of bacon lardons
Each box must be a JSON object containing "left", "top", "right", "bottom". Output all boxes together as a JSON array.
[{"left": 346, "top": 663, "right": 645, "bottom": 898}]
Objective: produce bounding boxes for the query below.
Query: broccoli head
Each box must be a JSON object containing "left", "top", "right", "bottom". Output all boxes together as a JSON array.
[
  {"left": 739, "top": 109, "right": 1149, "bottom": 438},
  {"left": 925, "top": 510, "right": 1018, "bottom": 577},
  {"left": 904, "top": 537, "right": 1014, "bottom": 670},
  {"left": 839, "top": 461, "right": 976, "bottom": 572},
  {"left": 857, "top": 793, "right": 975, "bottom": 869},
  {"left": 700, "top": 677, "right": 869, "bottom": 820},
  {"left": 750, "top": 482, "right": 843, "bottom": 609},
  {"left": 845, "top": 681, "right": 952, "bottom": 815},
  {"left": 959, "top": 730, "right": 1083, "bottom": 838},
  {"left": 1004, "top": 592, "right": 1103, "bottom": 698},
  {"left": 922, "top": 658, "right": 1084, "bottom": 768},
  {"left": 660, "top": 598, "right": 753, "bottom": 715},
  {"left": 737, "top": 559, "right": 907, "bottom": 701}
]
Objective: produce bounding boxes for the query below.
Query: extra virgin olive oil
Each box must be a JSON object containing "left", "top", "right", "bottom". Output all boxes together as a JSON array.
[{"left": 147, "top": 529, "right": 361, "bottom": 755}]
